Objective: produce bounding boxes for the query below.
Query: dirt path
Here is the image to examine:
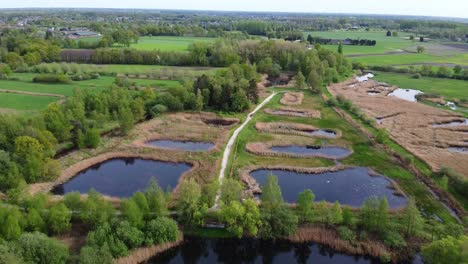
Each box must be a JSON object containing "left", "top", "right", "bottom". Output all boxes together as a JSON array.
[
  {"left": 0, "top": 88, "right": 65, "bottom": 98},
  {"left": 212, "top": 92, "right": 279, "bottom": 209}
]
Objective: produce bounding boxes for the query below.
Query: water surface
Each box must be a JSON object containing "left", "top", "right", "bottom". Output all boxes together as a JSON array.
[
  {"left": 305, "top": 129, "right": 337, "bottom": 138},
  {"left": 146, "top": 236, "right": 379, "bottom": 264},
  {"left": 147, "top": 140, "right": 214, "bottom": 152},
  {"left": 270, "top": 145, "right": 351, "bottom": 159},
  {"left": 432, "top": 119, "right": 468, "bottom": 127},
  {"left": 52, "top": 158, "right": 192, "bottom": 197},
  {"left": 250, "top": 167, "right": 406, "bottom": 208},
  {"left": 388, "top": 88, "right": 423, "bottom": 102}
]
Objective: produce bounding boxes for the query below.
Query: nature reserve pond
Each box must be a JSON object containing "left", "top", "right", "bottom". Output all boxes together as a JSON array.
[
  {"left": 388, "top": 88, "right": 423, "bottom": 102},
  {"left": 146, "top": 236, "right": 382, "bottom": 264},
  {"left": 270, "top": 145, "right": 351, "bottom": 159},
  {"left": 52, "top": 158, "right": 192, "bottom": 197},
  {"left": 305, "top": 129, "right": 337, "bottom": 138},
  {"left": 250, "top": 167, "right": 407, "bottom": 208},
  {"left": 147, "top": 140, "right": 214, "bottom": 152}
]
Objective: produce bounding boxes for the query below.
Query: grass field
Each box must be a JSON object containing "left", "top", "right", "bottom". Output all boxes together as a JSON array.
[
  {"left": 92, "top": 64, "right": 220, "bottom": 75},
  {"left": 373, "top": 72, "right": 468, "bottom": 100},
  {"left": 0, "top": 93, "right": 59, "bottom": 111},
  {"left": 128, "top": 36, "right": 215, "bottom": 52},
  {"left": 0, "top": 73, "right": 182, "bottom": 111},
  {"left": 352, "top": 53, "right": 468, "bottom": 67},
  {"left": 305, "top": 30, "right": 414, "bottom": 55}
]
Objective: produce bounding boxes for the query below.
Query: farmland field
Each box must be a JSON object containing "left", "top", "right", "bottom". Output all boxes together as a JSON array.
[
  {"left": 305, "top": 30, "right": 414, "bottom": 55},
  {"left": 129, "top": 36, "right": 215, "bottom": 51},
  {"left": 373, "top": 72, "right": 468, "bottom": 100},
  {"left": 352, "top": 53, "right": 468, "bottom": 66},
  {"left": 0, "top": 92, "right": 59, "bottom": 110}
]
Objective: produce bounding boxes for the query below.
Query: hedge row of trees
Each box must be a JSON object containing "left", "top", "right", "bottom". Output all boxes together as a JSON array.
[
  {"left": 307, "top": 35, "right": 377, "bottom": 46},
  {"left": 367, "top": 64, "right": 468, "bottom": 81}
]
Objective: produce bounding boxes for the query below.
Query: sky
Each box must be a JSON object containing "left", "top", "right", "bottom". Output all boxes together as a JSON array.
[{"left": 3, "top": 0, "right": 468, "bottom": 19}]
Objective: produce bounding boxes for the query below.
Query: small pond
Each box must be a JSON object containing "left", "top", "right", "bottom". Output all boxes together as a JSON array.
[
  {"left": 305, "top": 129, "right": 337, "bottom": 138},
  {"left": 147, "top": 140, "right": 214, "bottom": 152},
  {"left": 388, "top": 88, "right": 423, "bottom": 102},
  {"left": 432, "top": 119, "right": 468, "bottom": 127},
  {"left": 270, "top": 145, "right": 351, "bottom": 159},
  {"left": 52, "top": 158, "right": 192, "bottom": 198},
  {"left": 146, "top": 236, "right": 380, "bottom": 264},
  {"left": 250, "top": 167, "right": 407, "bottom": 208},
  {"left": 448, "top": 147, "right": 468, "bottom": 154},
  {"left": 271, "top": 110, "right": 307, "bottom": 117},
  {"left": 356, "top": 73, "right": 374, "bottom": 82}
]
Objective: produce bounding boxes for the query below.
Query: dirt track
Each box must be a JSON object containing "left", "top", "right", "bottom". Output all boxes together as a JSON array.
[{"left": 329, "top": 79, "right": 468, "bottom": 177}]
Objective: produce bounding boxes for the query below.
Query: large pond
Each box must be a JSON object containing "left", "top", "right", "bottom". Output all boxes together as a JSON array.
[
  {"left": 146, "top": 236, "right": 381, "bottom": 264},
  {"left": 147, "top": 140, "right": 214, "bottom": 152},
  {"left": 52, "top": 158, "right": 192, "bottom": 198},
  {"left": 388, "top": 88, "right": 423, "bottom": 102},
  {"left": 270, "top": 145, "right": 351, "bottom": 159},
  {"left": 250, "top": 167, "right": 407, "bottom": 208}
]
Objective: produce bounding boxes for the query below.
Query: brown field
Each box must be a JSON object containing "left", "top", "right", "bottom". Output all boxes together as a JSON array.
[
  {"left": 255, "top": 122, "right": 342, "bottom": 139},
  {"left": 280, "top": 92, "right": 304, "bottom": 106},
  {"left": 29, "top": 112, "right": 235, "bottom": 198},
  {"left": 264, "top": 107, "right": 321, "bottom": 118},
  {"left": 329, "top": 79, "right": 468, "bottom": 177}
]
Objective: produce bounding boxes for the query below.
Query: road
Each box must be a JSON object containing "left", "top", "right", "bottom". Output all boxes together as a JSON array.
[{"left": 211, "top": 92, "right": 279, "bottom": 209}]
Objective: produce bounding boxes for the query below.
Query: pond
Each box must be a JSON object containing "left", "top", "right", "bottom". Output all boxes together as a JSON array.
[
  {"left": 52, "top": 158, "right": 192, "bottom": 198},
  {"left": 270, "top": 145, "right": 351, "bottom": 159},
  {"left": 448, "top": 147, "right": 468, "bottom": 154},
  {"left": 147, "top": 140, "right": 214, "bottom": 152},
  {"left": 271, "top": 110, "right": 307, "bottom": 117},
  {"left": 388, "top": 88, "right": 423, "bottom": 102},
  {"left": 146, "top": 236, "right": 381, "bottom": 264},
  {"left": 305, "top": 129, "right": 337, "bottom": 138},
  {"left": 250, "top": 167, "right": 407, "bottom": 208},
  {"left": 356, "top": 73, "right": 374, "bottom": 82}
]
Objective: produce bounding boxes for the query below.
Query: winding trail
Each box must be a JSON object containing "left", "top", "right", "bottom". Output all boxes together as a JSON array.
[{"left": 212, "top": 92, "right": 279, "bottom": 209}]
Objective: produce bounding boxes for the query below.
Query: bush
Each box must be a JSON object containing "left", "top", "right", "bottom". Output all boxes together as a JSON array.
[
  {"left": 32, "top": 74, "right": 70, "bottom": 84},
  {"left": 12, "top": 232, "right": 69, "bottom": 264},
  {"left": 144, "top": 217, "right": 180, "bottom": 246},
  {"left": 412, "top": 73, "right": 422, "bottom": 79},
  {"left": 338, "top": 226, "right": 356, "bottom": 242},
  {"left": 71, "top": 73, "right": 100, "bottom": 81},
  {"left": 383, "top": 231, "right": 406, "bottom": 249},
  {"left": 376, "top": 129, "right": 390, "bottom": 144}
]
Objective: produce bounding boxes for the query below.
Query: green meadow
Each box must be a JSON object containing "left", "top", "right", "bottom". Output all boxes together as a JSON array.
[{"left": 130, "top": 36, "right": 215, "bottom": 52}]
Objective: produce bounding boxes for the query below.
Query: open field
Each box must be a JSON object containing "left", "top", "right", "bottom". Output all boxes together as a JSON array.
[
  {"left": 352, "top": 53, "right": 468, "bottom": 66},
  {"left": 305, "top": 30, "right": 414, "bottom": 55},
  {"left": 0, "top": 92, "right": 59, "bottom": 110},
  {"left": 128, "top": 36, "right": 215, "bottom": 52},
  {"left": 373, "top": 72, "right": 468, "bottom": 100}
]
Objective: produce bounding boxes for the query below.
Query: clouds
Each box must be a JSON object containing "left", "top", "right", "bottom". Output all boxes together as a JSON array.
[{"left": 3, "top": 0, "right": 467, "bottom": 18}]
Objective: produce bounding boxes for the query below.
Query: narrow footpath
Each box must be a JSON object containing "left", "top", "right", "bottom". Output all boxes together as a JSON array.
[{"left": 212, "top": 92, "right": 279, "bottom": 209}]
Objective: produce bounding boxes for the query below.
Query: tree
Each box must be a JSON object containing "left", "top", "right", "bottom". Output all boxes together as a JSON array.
[
  {"left": 422, "top": 235, "right": 467, "bottom": 264},
  {"left": 176, "top": 179, "right": 204, "bottom": 227},
  {"left": 2, "top": 213, "right": 22, "bottom": 240},
  {"left": 453, "top": 65, "right": 463, "bottom": 74},
  {"left": 342, "top": 206, "right": 354, "bottom": 227},
  {"left": 26, "top": 208, "right": 45, "bottom": 232},
  {"left": 260, "top": 205, "right": 298, "bottom": 238},
  {"left": 79, "top": 246, "right": 113, "bottom": 264},
  {"left": 14, "top": 232, "right": 69, "bottom": 264},
  {"left": 43, "top": 103, "right": 71, "bottom": 142},
  {"left": 261, "top": 174, "right": 284, "bottom": 209},
  {"left": 327, "top": 201, "right": 343, "bottom": 225},
  {"left": 14, "top": 136, "right": 44, "bottom": 183},
  {"left": 417, "top": 46, "right": 426, "bottom": 54},
  {"left": 307, "top": 70, "right": 322, "bottom": 93},
  {"left": 84, "top": 128, "right": 100, "bottom": 148},
  {"left": 295, "top": 71, "right": 305, "bottom": 89},
  {"left": 81, "top": 190, "right": 115, "bottom": 228},
  {"left": 378, "top": 197, "right": 389, "bottom": 231},
  {"left": 386, "top": 31, "right": 392, "bottom": 37},
  {"left": 360, "top": 196, "right": 380, "bottom": 232},
  {"left": 4, "top": 52, "right": 24, "bottom": 69},
  {"left": 118, "top": 106, "right": 134, "bottom": 135},
  {"left": 144, "top": 217, "right": 179, "bottom": 246},
  {"left": 220, "top": 178, "right": 243, "bottom": 205},
  {"left": 220, "top": 201, "right": 246, "bottom": 238},
  {"left": 121, "top": 199, "right": 144, "bottom": 228},
  {"left": 338, "top": 42, "right": 343, "bottom": 54},
  {"left": 48, "top": 203, "right": 72, "bottom": 234},
  {"left": 242, "top": 199, "right": 262, "bottom": 236},
  {"left": 392, "top": 32, "right": 399, "bottom": 37},
  {"left": 145, "top": 179, "right": 168, "bottom": 218},
  {"left": 401, "top": 198, "right": 424, "bottom": 237},
  {"left": 296, "top": 189, "right": 315, "bottom": 223}
]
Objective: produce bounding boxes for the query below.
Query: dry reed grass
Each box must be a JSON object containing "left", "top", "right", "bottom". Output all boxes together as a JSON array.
[
  {"left": 264, "top": 107, "right": 321, "bottom": 118},
  {"left": 280, "top": 92, "right": 304, "bottom": 106},
  {"left": 115, "top": 236, "right": 184, "bottom": 264}
]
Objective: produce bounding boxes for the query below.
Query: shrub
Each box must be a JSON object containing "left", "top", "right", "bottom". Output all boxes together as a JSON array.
[
  {"left": 32, "top": 74, "right": 70, "bottom": 84},
  {"left": 338, "top": 226, "right": 356, "bottom": 242},
  {"left": 412, "top": 73, "right": 422, "bottom": 79},
  {"left": 144, "top": 217, "right": 179, "bottom": 246},
  {"left": 376, "top": 129, "right": 389, "bottom": 144},
  {"left": 383, "top": 231, "right": 406, "bottom": 249},
  {"left": 13, "top": 232, "right": 69, "bottom": 264},
  {"left": 71, "top": 73, "right": 100, "bottom": 81}
]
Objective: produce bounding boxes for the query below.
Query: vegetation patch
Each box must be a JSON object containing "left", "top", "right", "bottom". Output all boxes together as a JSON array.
[
  {"left": 280, "top": 92, "right": 304, "bottom": 106},
  {"left": 264, "top": 107, "right": 321, "bottom": 118},
  {"left": 255, "top": 122, "right": 341, "bottom": 139}
]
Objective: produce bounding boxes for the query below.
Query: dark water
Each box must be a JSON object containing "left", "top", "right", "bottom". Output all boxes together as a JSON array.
[
  {"left": 147, "top": 140, "right": 214, "bottom": 152},
  {"left": 146, "top": 237, "right": 380, "bottom": 264},
  {"left": 250, "top": 167, "right": 407, "bottom": 208},
  {"left": 52, "top": 158, "right": 192, "bottom": 198},
  {"left": 306, "top": 129, "right": 337, "bottom": 138},
  {"left": 270, "top": 145, "right": 351, "bottom": 159}
]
